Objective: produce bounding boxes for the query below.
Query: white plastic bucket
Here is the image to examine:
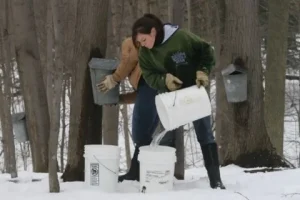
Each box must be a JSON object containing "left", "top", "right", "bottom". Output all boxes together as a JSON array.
[
  {"left": 84, "top": 145, "right": 121, "bottom": 192},
  {"left": 155, "top": 85, "right": 212, "bottom": 130},
  {"left": 138, "top": 146, "right": 176, "bottom": 193}
]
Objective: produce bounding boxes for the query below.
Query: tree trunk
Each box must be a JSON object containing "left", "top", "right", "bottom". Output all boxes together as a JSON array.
[
  {"left": 171, "top": 0, "right": 186, "bottom": 180},
  {"left": 32, "top": 0, "right": 48, "bottom": 88},
  {"left": 173, "top": 127, "right": 185, "bottom": 180},
  {"left": 0, "top": 0, "right": 18, "bottom": 178},
  {"left": 140, "top": 0, "right": 149, "bottom": 14},
  {"left": 19, "top": 143, "right": 29, "bottom": 171},
  {"left": 213, "top": 0, "right": 225, "bottom": 163},
  {"left": 60, "top": 78, "right": 67, "bottom": 172},
  {"left": 217, "top": 0, "right": 287, "bottom": 167},
  {"left": 0, "top": 70, "right": 18, "bottom": 178},
  {"left": 264, "top": 0, "right": 290, "bottom": 156},
  {"left": 120, "top": 103, "right": 131, "bottom": 169},
  {"left": 48, "top": 0, "right": 70, "bottom": 192},
  {"left": 11, "top": 0, "right": 50, "bottom": 172},
  {"left": 148, "top": 0, "right": 159, "bottom": 15},
  {"left": 62, "top": 0, "right": 108, "bottom": 182},
  {"left": 102, "top": 0, "right": 122, "bottom": 146},
  {"left": 33, "top": 0, "right": 55, "bottom": 111}
]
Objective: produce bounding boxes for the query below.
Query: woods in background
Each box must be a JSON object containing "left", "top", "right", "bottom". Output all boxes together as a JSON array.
[{"left": 0, "top": 0, "right": 299, "bottom": 193}]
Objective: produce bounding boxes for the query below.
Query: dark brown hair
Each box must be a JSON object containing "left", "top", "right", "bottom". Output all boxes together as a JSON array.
[{"left": 132, "top": 13, "right": 164, "bottom": 48}]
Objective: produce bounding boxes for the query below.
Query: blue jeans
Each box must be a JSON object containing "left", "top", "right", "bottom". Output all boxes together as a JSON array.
[
  {"left": 132, "top": 78, "right": 215, "bottom": 146},
  {"left": 132, "top": 78, "right": 174, "bottom": 145}
]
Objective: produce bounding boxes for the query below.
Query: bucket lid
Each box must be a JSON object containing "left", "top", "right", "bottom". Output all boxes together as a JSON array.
[
  {"left": 139, "top": 146, "right": 176, "bottom": 153},
  {"left": 221, "top": 64, "right": 247, "bottom": 76},
  {"left": 88, "top": 58, "right": 119, "bottom": 70},
  {"left": 84, "top": 144, "right": 120, "bottom": 156},
  {"left": 138, "top": 146, "right": 177, "bottom": 163},
  {"left": 11, "top": 112, "right": 26, "bottom": 123}
]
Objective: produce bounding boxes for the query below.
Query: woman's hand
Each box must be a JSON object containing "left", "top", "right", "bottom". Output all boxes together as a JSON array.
[
  {"left": 96, "top": 75, "right": 118, "bottom": 93},
  {"left": 165, "top": 73, "right": 183, "bottom": 91},
  {"left": 196, "top": 71, "right": 209, "bottom": 87}
]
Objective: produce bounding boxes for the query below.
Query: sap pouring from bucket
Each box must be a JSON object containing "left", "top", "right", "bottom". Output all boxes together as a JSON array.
[{"left": 155, "top": 85, "right": 211, "bottom": 131}]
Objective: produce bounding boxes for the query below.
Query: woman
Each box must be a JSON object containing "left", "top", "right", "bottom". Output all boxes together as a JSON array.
[
  {"left": 97, "top": 37, "right": 174, "bottom": 182},
  {"left": 131, "top": 14, "right": 225, "bottom": 189}
]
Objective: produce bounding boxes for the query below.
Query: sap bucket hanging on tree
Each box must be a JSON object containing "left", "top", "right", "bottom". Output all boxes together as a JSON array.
[
  {"left": 88, "top": 58, "right": 120, "bottom": 105},
  {"left": 221, "top": 63, "right": 248, "bottom": 103},
  {"left": 155, "top": 85, "right": 212, "bottom": 131},
  {"left": 84, "top": 144, "right": 121, "bottom": 192},
  {"left": 11, "top": 112, "right": 29, "bottom": 143},
  {"left": 138, "top": 146, "right": 177, "bottom": 193}
]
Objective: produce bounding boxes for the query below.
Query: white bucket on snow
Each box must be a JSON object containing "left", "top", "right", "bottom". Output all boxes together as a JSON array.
[
  {"left": 138, "top": 146, "right": 177, "bottom": 193},
  {"left": 155, "top": 85, "right": 212, "bottom": 130},
  {"left": 84, "top": 145, "right": 121, "bottom": 192}
]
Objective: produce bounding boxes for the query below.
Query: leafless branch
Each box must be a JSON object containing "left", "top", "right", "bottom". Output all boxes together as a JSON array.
[
  {"left": 282, "top": 193, "right": 300, "bottom": 198},
  {"left": 234, "top": 192, "right": 250, "bottom": 200}
]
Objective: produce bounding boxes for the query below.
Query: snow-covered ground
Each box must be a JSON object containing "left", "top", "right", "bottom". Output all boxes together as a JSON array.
[
  {"left": 1, "top": 165, "right": 300, "bottom": 200},
  {"left": 1, "top": 78, "right": 300, "bottom": 199}
]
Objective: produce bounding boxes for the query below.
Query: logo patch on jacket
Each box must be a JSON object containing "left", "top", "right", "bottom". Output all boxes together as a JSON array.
[{"left": 171, "top": 51, "right": 188, "bottom": 66}]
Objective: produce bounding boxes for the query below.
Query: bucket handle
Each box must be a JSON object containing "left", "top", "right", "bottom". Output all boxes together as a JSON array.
[
  {"left": 172, "top": 91, "right": 177, "bottom": 107},
  {"left": 93, "top": 155, "right": 118, "bottom": 175}
]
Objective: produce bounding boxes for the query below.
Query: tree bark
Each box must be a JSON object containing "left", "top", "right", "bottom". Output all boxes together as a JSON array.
[
  {"left": 48, "top": 0, "right": 70, "bottom": 192},
  {"left": 11, "top": 0, "right": 50, "bottom": 172},
  {"left": 0, "top": 69, "right": 18, "bottom": 178},
  {"left": 120, "top": 102, "right": 131, "bottom": 169},
  {"left": 264, "top": 0, "right": 290, "bottom": 156},
  {"left": 102, "top": 0, "right": 123, "bottom": 146},
  {"left": 217, "top": 0, "right": 288, "bottom": 167},
  {"left": 62, "top": 0, "right": 108, "bottom": 182},
  {"left": 0, "top": 0, "right": 17, "bottom": 178},
  {"left": 60, "top": 79, "right": 67, "bottom": 172},
  {"left": 32, "top": 0, "right": 48, "bottom": 88},
  {"left": 171, "top": 0, "right": 186, "bottom": 180}
]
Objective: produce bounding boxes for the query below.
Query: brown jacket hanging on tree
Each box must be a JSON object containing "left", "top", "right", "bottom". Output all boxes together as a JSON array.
[{"left": 97, "top": 37, "right": 142, "bottom": 104}]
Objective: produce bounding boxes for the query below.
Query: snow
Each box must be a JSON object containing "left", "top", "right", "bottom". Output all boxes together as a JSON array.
[
  {"left": 4, "top": 79, "right": 299, "bottom": 200},
  {"left": 1, "top": 64, "right": 300, "bottom": 200},
  {"left": 1, "top": 165, "right": 300, "bottom": 200}
]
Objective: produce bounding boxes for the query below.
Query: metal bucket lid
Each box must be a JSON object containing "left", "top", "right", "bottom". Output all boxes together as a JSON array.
[
  {"left": 12, "top": 112, "right": 26, "bottom": 122},
  {"left": 88, "top": 58, "right": 119, "bottom": 70}
]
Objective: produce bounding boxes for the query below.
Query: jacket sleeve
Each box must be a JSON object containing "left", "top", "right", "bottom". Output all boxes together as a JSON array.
[
  {"left": 119, "top": 91, "right": 137, "bottom": 104},
  {"left": 138, "top": 52, "right": 168, "bottom": 93},
  {"left": 183, "top": 30, "right": 215, "bottom": 74},
  {"left": 112, "top": 38, "right": 138, "bottom": 82}
]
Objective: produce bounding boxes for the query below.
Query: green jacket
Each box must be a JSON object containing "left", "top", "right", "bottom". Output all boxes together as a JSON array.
[{"left": 138, "top": 24, "right": 215, "bottom": 93}]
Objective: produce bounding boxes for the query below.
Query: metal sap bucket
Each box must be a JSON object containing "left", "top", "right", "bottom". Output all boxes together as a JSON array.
[
  {"left": 88, "top": 58, "right": 120, "bottom": 105},
  {"left": 222, "top": 64, "right": 248, "bottom": 103},
  {"left": 12, "top": 112, "right": 29, "bottom": 143}
]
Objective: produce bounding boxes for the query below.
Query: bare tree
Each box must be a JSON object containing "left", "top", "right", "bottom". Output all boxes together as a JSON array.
[
  {"left": 102, "top": 0, "right": 122, "bottom": 146},
  {"left": 216, "top": 0, "right": 287, "bottom": 167},
  {"left": 264, "top": 0, "right": 290, "bottom": 156},
  {"left": 120, "top": 102, "right": 131, "bottom": 169},
  {"left": 0, "top": 0, "right": 17, "bottom": 179},
  {"left": 11, "top": 0, "right": 50, "bottom": 172},
  {"left": 48, "top": 0, "right": 70, "bottom": 192},
  {"left": 1, "top": 1, "right": 15, "bottom": 177},
  {"left": 62, "top": 0, "right": 108, "bottom": 182},
  {"left": 0, "top": 67, "right": 18, "bottom": 178},
  {"left": 60, "top": 78, "right": 68, "bottom": 172},
  {"left": 169, "top": 0, "right": 186, "bottom": 180}
]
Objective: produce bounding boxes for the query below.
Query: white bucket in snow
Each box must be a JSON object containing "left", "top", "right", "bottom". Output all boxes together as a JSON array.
[
  {"left": 155, "top": 85, "right": 212, "bottom": 130},
  {"left": 84, "top": 145, "right": 121, "bottom": 192},
  {"left": 138, "top": 146, "right": 176, "bottom": 193}
]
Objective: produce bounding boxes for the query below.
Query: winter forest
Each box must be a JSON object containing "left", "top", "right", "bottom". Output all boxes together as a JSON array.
[{"left": 0, "top": 0, "right": 300, "bottom": 199}]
